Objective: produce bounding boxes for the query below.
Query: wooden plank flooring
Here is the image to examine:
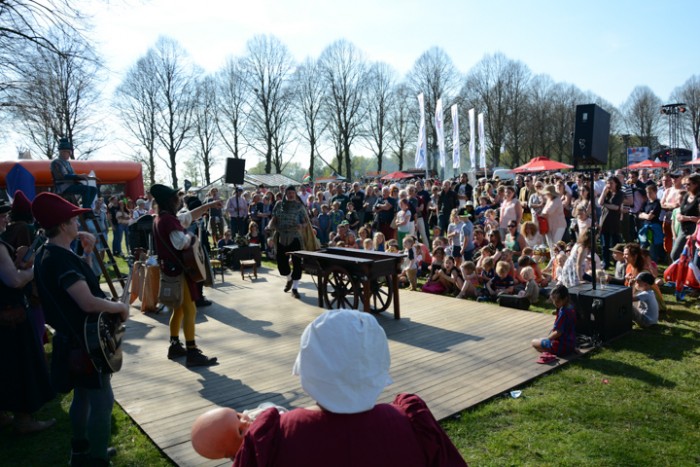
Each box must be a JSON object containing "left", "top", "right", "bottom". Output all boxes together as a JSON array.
[{"left": 113, "top": 266, "right": 577, "bottom": 467}]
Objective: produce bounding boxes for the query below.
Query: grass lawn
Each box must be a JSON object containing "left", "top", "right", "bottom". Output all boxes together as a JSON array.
[{"left": 3, "top": 250, "right": 699, "bottom": 465}]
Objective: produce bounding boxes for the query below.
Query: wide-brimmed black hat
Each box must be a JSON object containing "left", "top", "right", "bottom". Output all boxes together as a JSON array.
[{"left": 150, "top": 184, "right": 179, "bottom": 208}]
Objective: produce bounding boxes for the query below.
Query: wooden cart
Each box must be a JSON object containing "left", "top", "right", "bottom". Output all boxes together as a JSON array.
[{"left": 292, "top": 247, "right": 406, "bottom": 319}]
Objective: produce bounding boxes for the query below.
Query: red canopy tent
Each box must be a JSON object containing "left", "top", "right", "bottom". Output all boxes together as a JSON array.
[
  {"left": 684, "top": 159, "right": 700, "bottom": 166},
  {"left": 381, "top": 171, "right": 414, "bottom": 180},
  {"left": 628, "top": 160, "right": 669, "bottom": 169},
  {"left": 512, "top": 156, "right": 574, "bottom": 173}
]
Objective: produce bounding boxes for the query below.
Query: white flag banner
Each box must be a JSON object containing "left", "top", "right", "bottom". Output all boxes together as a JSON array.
[
  {"left": 694, "top": 137, "right": 699, "bottom": 161},
  {"left": 435, "top": 98, "right": 445, "bottom": 169},
  {"left": 451, "top": 104, "right": 460, "bottom": 169},
  {"left": 478, "top": 112, "right": 486, "bottom": 169},
  {"left": 468, "top": 108, "right": 476, "bottom": 169},
  {"left": 415, "top": 93, "right": 427, "bottom": 169}
]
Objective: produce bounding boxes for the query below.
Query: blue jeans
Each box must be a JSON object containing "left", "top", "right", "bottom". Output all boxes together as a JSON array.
[
  {"left": 112, "top": 224, "right": 127, "bottom": 255},
  {"left": 62, "top": 184, "right": 98, "bottom": 208},
  {"left": 600, "top": 231, "right": 621, "bottom": 269}
]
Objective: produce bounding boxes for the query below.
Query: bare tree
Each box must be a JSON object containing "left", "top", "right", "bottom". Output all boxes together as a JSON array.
[
  {"left": 622, "top": 85, "right": 662, "bottom": 150},
  {"left": 151, "top": 36, "right": 199, "bottom": 188},
  {"left": 216, "top": 56, "right": 250, "bottom": 159},
  {"left": 293, "top": 57, "right": 327, "bottom": 180},
  {"left": 387, "top": 83, "right": 414, "bottom": 171},
  {"left": 0, "top": 0, "right": 85, "bottom": 97},
  {"left": 243, "top": 34, "right": 295, "bottom": 174},
  {"left": 502, "top": 59, "right": 531, "bottom": 167},
  {"left": 114, "top": 51, "right": 160, "bottom": 186},
  {"left": 193, "top": 75, "right": 218, "bottom": 185},
  {"left": 318, "top": 39, "right": 367, "bottom": 178},
  {"left": 10, "top": 26, "right": 103, "bottom": 159},
  {"left": 364, "top": 62, "right": 396, "bottom": 172},
  {"left": 672, "top": 75, "right": 700, "bottom": 150},
  {"left": 407, "top": 47, "right": 461, "bottom": 172}
]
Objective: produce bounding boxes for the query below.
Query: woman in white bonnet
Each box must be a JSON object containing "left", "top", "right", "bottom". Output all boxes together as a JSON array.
[{"left": 233, "top": 309, "right": 467, "bottom": 467}]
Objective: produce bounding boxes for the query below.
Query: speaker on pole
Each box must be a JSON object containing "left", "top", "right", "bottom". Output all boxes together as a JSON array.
[
  {"left": 573, "top": 104, "right": 611, "bottom": 167},
  {"left": 225, "top": 158, "right": 246, "bottom": 185}
]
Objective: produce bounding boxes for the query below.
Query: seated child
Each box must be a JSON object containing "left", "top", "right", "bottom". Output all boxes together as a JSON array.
[
  {"left": 479, "top": 256, "right": 496, "bottom": 285},
  {"left": 362, "top": 238, "right": 374, "bottom": 251},
  {"left": 385, "top": 239, "right": 400, "bottom": 253},
  {"left": 531, "top": 284, "right": 577, "bottom": 357},
  {"left": 436, "top": 255, "right": 463, "bottom": 295},
  {"left": 457, "top": 261, "right": 479, "bottom": 299},
  {"left": 497, "top": 266, "right": 539, "bottom": 310},
  {"left": 479, "top": 260, "right": 514, "bottom": 302},
  {"left": 422, "top": 247, "right": 447, "bottom": 294},
  {"left": 373, "top": 231, "right": 386, "bottom": 252},
  {"left": 631, "top": 272, "right": 659, "bottom": 327},
  {"left": 608, "top": 243, "right": 627, "bottom": 286}
]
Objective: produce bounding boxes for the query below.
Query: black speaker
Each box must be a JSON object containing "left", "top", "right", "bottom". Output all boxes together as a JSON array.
[
  {"left": 569, "top": 284, "right": 633, "bottom": 342},
  {"left": 225, "top": 158, "right": 246, "bottom": 185},
  {"left": 573, "top": 104, "right": 610, "bottom": 167}
]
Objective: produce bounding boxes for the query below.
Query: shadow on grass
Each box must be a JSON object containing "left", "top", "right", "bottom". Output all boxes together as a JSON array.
[
  {"left": 607, "top": 323, "right": 700, "bottom": 362},
  {"left": 577, "top": 356, "right": 677, "bottom": 388}
]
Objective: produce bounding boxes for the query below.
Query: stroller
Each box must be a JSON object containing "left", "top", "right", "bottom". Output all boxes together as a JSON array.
[{"left": 663, "top": 232, "right": 700, "bottom": 301}]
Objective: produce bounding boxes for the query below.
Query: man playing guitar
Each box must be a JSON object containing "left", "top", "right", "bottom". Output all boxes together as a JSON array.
[
  {"left": 150, "top": 184, "right": 223, "bottom": 367},
  {"left": 33, "top": 192, "right": 129, "bottom": 467}
]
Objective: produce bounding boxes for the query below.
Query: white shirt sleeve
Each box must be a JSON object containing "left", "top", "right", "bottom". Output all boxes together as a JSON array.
[{"left": 169, "top": 230, "right": 190, "bottom": 251}]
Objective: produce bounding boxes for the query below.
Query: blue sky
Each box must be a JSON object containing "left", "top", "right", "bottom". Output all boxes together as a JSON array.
[
  {"left": 87, "top": 0, "right": 699, "bottom": 106},
  {"left": 2, "top": 0, "right": 698, "bottom": 165}
]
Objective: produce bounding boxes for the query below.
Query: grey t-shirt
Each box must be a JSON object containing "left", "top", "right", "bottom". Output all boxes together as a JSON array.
[{"left": 634, "top": 290, "right": 659, "bottom": 326}]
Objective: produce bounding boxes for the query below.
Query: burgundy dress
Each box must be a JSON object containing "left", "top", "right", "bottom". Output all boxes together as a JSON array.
[{"left": 232, "top": 393, "right": 467, "bottom": 467}]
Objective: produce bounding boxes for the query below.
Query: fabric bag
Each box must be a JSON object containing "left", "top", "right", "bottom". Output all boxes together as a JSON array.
[
  {"left": 0, "top": 305, "right": 27, "bottom": 326},
  {"left": 537, "top": 215, "right": 549, "bottom": 235},
  {"left": 159, "top": 273, "right": 184, "bottom": 308},
  {"left": 390, "top": 213, "right": 398, "bottom": 230}
]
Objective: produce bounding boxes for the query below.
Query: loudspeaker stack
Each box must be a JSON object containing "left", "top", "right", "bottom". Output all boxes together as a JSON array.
[{"left": 573, "top": 104, "right": 611, "bottom": 168}]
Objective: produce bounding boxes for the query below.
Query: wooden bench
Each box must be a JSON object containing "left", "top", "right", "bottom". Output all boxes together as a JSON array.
[{"left": 240, "top": 259, "right": 257, "bottom": 280}]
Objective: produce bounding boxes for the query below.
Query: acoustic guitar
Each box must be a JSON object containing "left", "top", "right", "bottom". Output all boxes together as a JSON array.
[
  {"left": 182, "top": 235, "right": 207, "bottom": 283},
  {"left": 83, "top": 270, "right": 131, "bottom": 374}
]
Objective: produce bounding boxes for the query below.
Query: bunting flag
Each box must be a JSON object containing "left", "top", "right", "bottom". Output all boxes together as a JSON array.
[
  {"left": 435, "top": 98, "right": 445, "bottom": 169},
  {"left": 693, "top": 137, "right": 699, "bottom": 161},
  {"left": 451, "top": 104, "right": 460, "bottom": 169},
  {"left": 478, "top": 112, "right": 486, "bottom": 169},
  {"left": 415, "top": 93, "right": 427, "bottom": 169},
  {"left": 468, "top": 108, "right": 476, "bottom": 170}
]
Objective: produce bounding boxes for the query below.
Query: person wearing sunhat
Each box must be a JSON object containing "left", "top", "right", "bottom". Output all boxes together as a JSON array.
[
  {"left": 49, "top": 137, "right": 98, "bottom": 208},
  {"left": 232, "top": 309, "right": 467, "bottom": 466},
  {"left": 150, "top": 184, "right": 223, "bottom": 367},
  {"left": 32, "top": 192, "right": 129, "bottom": 466}
]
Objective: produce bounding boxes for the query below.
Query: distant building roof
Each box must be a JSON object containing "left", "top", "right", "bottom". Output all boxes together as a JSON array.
[{"left": 244, "top": 173, "right": 301, "bottom": 189}]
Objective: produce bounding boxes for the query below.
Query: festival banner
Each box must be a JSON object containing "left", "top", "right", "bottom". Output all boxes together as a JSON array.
[
  {"left": 415, "top": 93, "right": 427, "bottom": 169},
  {"left": 435, "top": 98, "right": 445, "bottom": 169},
  {"left": 478, "top": 112, "right": 486, "bottom": 169},
  {"left": 693, "top": 138, "right": 699, "bottom": 161},
  {"left": 468, "top": 108, "right": 476, "bottom": 169},
  {"left": 451, "top": 104, "right": 460, "bottom": 169}
]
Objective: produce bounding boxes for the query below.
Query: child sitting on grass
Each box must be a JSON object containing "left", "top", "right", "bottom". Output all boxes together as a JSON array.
[
  {"left": 457, "top": 261, "right": 480, "bottom": 299},
  {"left": 422, "top": 247, "right": 447, "bottom": 294},
  {"left": 479, "top": 256, "right": 496, "bottom": 284},
  {"left": 631, "top": 272, "right": 659, "bottom": 327},
  {"left": 608, "top": 243, "right": 627, "bottom": 285},
  {"left": 479, "top": 260, "right": 514, "bottom": 302},
  {"left": 497, "top": 266, "right": 539, "bottom": 310},
  {"left": 531, "top": 284, "right": 577, "bottom": 358}
]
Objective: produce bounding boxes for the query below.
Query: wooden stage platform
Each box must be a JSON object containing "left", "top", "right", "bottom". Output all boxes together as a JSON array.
[{"left": 113, "top": 266, "right": 576, "bottom": 466}]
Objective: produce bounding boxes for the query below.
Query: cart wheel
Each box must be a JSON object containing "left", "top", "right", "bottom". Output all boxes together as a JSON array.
[
  {"left": 369, "top": 275, "right": 393, "bottom": 313},
  {"left": 322, "top": 265, "right": 360, "bottom": 309}
]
